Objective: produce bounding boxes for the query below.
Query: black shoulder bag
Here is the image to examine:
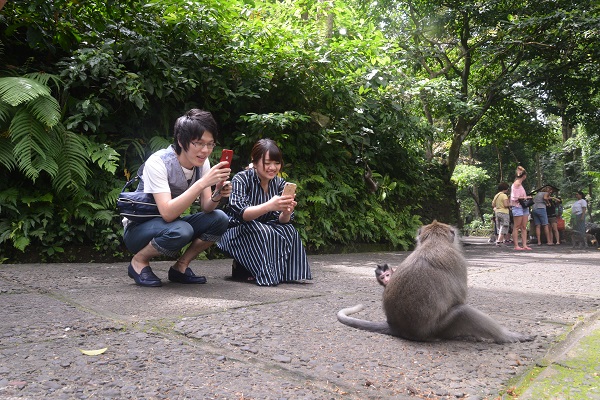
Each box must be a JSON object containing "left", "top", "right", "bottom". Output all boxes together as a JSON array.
[
  {"left": 117, "top": 176, "right": 161, "bottom": 223},
  {"left": 518, "top": 197, "right": 534, "bottom": 208}
]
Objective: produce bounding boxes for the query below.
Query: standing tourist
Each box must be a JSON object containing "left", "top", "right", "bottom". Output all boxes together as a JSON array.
[
  {"left": 532, "top": 186, "right": 552, "bottom": 245},
  {"left": 546, "top": 191, "right": 561, "bottom": 245},
  {"left": 492, "top": 182, "right": 510, "bottom": 246},
  {"left": 571, "top": 191, "right": 588, "bottom": 248},
  {"left": 510, "top": 166, "right": 532, "bottom": 250}
]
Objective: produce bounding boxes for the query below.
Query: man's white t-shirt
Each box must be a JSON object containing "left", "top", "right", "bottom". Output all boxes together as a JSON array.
[
  {"left": 143, "top": 151, "right": 211, "bottom": 194},
  {"left": 122, "top": 149, "right": 211, "bottom": 228}
]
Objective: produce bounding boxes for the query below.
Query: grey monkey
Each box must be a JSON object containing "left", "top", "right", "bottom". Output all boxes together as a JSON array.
[{"left": 338, "top": 221, "right": 534, "bottom": 343}]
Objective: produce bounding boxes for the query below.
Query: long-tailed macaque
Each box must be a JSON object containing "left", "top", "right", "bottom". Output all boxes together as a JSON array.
[
  {"left": 338, "top": 221, "right": 534, "bottom": 343},
  {"left": 375, "top": 264, "right": 395, "bottom": 287}
]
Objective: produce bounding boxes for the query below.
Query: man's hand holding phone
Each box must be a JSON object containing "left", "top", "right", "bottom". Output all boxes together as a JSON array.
[
  {"left": 213, "top": 180, "right": 232, "bottom": 199},
  {"left": 211, "top": 149, "right": 234, "bottom": 199}
]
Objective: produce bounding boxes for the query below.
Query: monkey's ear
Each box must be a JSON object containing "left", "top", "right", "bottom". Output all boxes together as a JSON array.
[{"left": 451, "top": 226, "right": 460, "bottom": 237}]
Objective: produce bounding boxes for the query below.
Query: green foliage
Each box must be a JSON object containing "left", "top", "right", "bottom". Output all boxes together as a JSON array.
[
  {"left": 0, "top": 77, "right": 54, "bottom": 108},
  {"left": 0, "top": 181, "right": 125, "bottom": 262},
  {"left": 0, "top": 70, "right": 122, "bottom": 261},
  {"left": 464, "top": 213, "right": 494, "bottom": 237},
  {"left": 451, "top": 165, "right": 491, "bottom": 192}
]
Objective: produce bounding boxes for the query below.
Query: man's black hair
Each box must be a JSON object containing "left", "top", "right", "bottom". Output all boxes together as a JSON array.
[{"left": 173, "top": 109, "right": 219, "bottom": 154}]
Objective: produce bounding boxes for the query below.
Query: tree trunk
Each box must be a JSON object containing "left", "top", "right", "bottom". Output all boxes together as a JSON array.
[
  {"left": 447, "top": 126, "right": 471, "bottom": 176},
  {"left": 560, "top": 103, "right": 576, "bottom": 182},
  {"left": 420, "top": 92, "right": 434, "bottom": 161},
  {"left": 496, "top": 144, "right": 504, "bottom": 183},
  {"left": 535, "top": 153, "right": 542, "bottom": 188},
  {"left": 588, "top": 184, "right": 594, "bottom": 223}
]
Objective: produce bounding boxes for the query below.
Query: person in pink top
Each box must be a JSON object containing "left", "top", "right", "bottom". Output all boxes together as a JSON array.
[{"left": 510, "top": 166, "right": 533, "bottom": 250}]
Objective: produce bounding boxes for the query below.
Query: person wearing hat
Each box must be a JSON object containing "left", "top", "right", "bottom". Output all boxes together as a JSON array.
[{"left": 571, "top": 191, "right": 587, "bottom": 247}]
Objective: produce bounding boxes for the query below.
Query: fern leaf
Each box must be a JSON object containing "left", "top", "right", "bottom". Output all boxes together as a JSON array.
[
  {"left": 0, "top": 100, "right": 13, "bottom": 125},
  {"left": 0, "top": 188, "right": 20, "bottom": 214},
  {"left": 10, "top": 109, "right": 53, "bottom": 181},
  {"left": 27, "top": 95, "right": 61, "bottom": 128},
  {"left": 0, "top": 138, "right": 16, "bottom": 171},
  {"left": 0, "top": 77, "right": 51, "bottom": 107},
  {"left": 23, "top": 72, "right": 63, "bottom": 90},
  {"left": 52, "top": 128, "right": 91, "bottom": 193},
  {"left": 84, "top": 138, "right": 120, "bottom": 174},
  {"left": 0, "top": 220, "right": 12, "bottom": 244},
  {"left": 148, "top": 136, "right": 171, "bottom": 152},
  {"left": 32, "top": 155, "right": 59, "bottom": 179},
  {"left": 93, "top": 210, "right": 116, "bottom": 223}
]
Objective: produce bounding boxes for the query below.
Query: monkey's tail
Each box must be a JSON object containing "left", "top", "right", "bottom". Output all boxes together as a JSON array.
[{"left": 337, "top": 304, "right": 393, "bottom": 335}]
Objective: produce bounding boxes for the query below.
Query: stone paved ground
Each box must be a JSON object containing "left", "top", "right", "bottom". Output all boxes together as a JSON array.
[{"left": 0, "top": 239, "right": 598, "bottom": 399}]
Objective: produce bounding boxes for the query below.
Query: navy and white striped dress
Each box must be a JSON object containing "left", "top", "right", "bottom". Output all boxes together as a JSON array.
[{"left": 217, "top": 168, "right": 312, "bottom": 286}]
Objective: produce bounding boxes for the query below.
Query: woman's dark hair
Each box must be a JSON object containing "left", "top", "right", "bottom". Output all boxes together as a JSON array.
[
  {"left": 251, "top": 138, "right": 283, "bottom": 167},
  {"left": 497, "top": 182, "right": 509, "bottom": 192},
  {"left": 173, "top": 109, "right": 218, "bottom": 154}
]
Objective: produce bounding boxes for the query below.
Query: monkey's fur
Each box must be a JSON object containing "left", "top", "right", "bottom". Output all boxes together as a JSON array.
[{"left": 338, "top": 221, "right": 534, "bottom": 343}]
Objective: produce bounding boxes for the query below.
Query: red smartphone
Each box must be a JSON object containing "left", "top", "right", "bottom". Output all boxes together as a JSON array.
[{"left": 220, "top": 149, "right": 233, "bottom": 167}]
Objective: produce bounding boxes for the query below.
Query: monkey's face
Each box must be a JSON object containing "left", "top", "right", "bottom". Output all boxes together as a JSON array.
[
  {"left": 375, "top": 264, "right": 395, "bottom": 287},
  {"left": 378, "top": 270, "right": 392, "bottom": 286}
]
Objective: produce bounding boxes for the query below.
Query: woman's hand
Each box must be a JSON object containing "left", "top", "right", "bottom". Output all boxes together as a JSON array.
[
  {"left": 269, "top": 194, "right": 296, "bottom": 213},
  {"left": 241, "top": 194, "right": 296, "bottom": 222},
  {"left": 278, "top": 194, "right": 296, "bottom": 223},
  {"left": 281, "top": 197, "right": 297, "bottom": 215}
]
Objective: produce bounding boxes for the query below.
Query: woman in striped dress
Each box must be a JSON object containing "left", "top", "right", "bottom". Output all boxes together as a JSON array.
[{"left": 217, "top": 139, "right": 312, "bottom": 286}]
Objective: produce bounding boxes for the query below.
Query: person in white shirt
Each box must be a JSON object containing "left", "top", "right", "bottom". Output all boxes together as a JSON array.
[
  {"left": 571, "top": 191, "right": 588, "bottom": 247},
  {"left": 122, "top": 109, "right": 232, "bottom": 287}
]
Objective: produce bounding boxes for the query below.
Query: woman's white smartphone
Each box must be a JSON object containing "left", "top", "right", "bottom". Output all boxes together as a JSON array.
[{"left": 282, "top": 182, "right": 297, "bottom": 196}]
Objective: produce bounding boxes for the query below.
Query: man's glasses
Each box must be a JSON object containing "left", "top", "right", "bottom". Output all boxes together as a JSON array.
[{"left": 190, "top": 141, "right": 216, "bottom": 149}]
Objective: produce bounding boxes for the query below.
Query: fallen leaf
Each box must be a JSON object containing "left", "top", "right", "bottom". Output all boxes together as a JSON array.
[{"left": 79, "top": 347, "right": 108, "bottom": 356}]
